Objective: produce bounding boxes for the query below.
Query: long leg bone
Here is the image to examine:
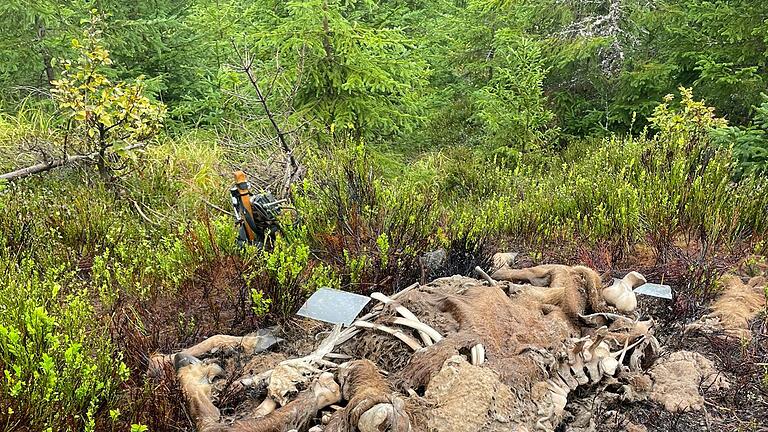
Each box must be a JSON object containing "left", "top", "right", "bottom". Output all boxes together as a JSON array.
[
  {"left": 353, "top": 320, "right": 423, "bottom": 351},
  {"left": 231, "top": 372, "right": 341, "bottom": 432},
  {"left": 176, "top": 355, "right": 341, "bottom": 432}
]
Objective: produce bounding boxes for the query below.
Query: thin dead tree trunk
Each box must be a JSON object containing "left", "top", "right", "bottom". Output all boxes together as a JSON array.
[
  {"left": 97, "top": 125, "right": 111, "bottom": 180},
  {"left": 235, "top": 48, "right": 301, "bottom": 197},
  {"left": 35, "top": 15, "right": 55, "bottom": 86}
]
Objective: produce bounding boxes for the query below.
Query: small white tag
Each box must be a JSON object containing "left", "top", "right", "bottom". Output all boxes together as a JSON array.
[{"left": 633, "top": 283, "right": 673, "bottom": 299}]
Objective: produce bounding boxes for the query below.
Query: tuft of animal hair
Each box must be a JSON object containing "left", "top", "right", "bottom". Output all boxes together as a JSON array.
[{"left": 687, "top": 274, "right": 767, "bottom": 341}]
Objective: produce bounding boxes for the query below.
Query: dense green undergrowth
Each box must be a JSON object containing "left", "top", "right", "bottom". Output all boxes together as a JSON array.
[{"left": 1, "top": 88, "right": 767, "bottom": 430}]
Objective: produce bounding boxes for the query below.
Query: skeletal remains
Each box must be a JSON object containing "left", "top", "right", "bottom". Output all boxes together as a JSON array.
[{"left": 149, "top": 259, "right": 758, "bottom": 431}]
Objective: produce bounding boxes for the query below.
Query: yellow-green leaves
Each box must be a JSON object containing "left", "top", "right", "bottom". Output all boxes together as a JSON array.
[
  {"left": 649, "top": 87, "right": 728, "bottom": 145},
  {"left": 50, "top": 10, "right": 166, "bottom": 177}
]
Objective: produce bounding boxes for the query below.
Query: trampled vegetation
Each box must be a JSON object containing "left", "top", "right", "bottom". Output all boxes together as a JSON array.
[{"left": 0, "top": 1, "right": 767, "bottom": 431}]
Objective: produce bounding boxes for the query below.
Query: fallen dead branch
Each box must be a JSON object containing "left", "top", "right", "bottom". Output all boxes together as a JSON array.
[{"left": 0, "top": 143, "right": 145, "bottom": 181}]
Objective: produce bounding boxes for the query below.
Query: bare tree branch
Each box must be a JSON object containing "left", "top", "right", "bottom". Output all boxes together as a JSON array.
[
  {"left": 233, "top": 47, "right": 297, "bottom": 171},
  {"left": 0, "top": 143, "right": 146, "bottom": 181},
  {"left": 231, "top": 42, "right": 304, "bottom": 197}
]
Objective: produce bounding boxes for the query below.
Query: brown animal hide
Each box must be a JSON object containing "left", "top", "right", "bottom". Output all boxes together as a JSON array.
[
  {"left": 326, "top": 360, "right": 410, "bottom": 432},
  {"left": 177, "top": 355, "right": 340, "bottom": 432},
  {"left": 686, "top": 274, "right": 767, "bottom": 340},
  {"left": 165, "top": 266, "right": 668, "bottom": 432},
  {"left": 424, "top": 355, "right": 546, "bottom": 432},
  {"left": 391, "top": 276, "right": 577, "bottom": 393},
  {"left": 649, "top": 351, "right": 729, "bottom": 413},
  {"left": 490, "top": 264, "right": 609, "bottom": 319}
]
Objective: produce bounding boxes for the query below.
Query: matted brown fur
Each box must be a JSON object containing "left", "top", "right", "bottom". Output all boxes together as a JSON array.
[
  {"left": 491, "top": 264, "right": 609, "bottom": 319},
  {"left": 326, "top": 360, "right": 410, "bottom": 432},
  {"left": 648, "top": 350, "right": 729, "bottom": 413},
  {"left": 424, "top": 355, "right": 538, "bottom": 432},
  {"left": 389, "top": 276, "right": 578, "bottom": 391},
  {"left": 688, "top": 274, "right": 767, "bottom": 340},
  {"left": 172, "top": 267, "right": 669, "bottom": 432},
  {"left": 711, "top": 275, "right": 766, "bottom": 333}
]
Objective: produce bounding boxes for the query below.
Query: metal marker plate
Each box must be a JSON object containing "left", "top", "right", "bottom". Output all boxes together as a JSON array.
[
  {"left": 296, "top": 288, "right": 371, "bottom": 325},
  {"left": 633, "top": 283, "right": 673, "bottom": 300}
]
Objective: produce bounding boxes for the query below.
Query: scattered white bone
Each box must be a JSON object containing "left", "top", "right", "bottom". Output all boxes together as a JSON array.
[
  {"left": 567, "top": 339, "right": 590, "bottom": 386},
  {"left": 391, "top": 282, "right": 420, "bottom": 300},
  {"left": 335, "top": 283, "right": 421, "bottom": 349},
  {"left": 545, "top": 377, "right": 569, "bottom": 417},
  {"left": 599, "top": 354, "right": 619, "bottom": 376},
  {"left": 268, "top": 363, "right": 317, "bottom": 407},
  {"left": 233, "top": 369, "right": 272, "bottom": 393},
  {"left": 335, "top": 328, "right": 361, "bottom": 346},
  {"left": 324, "top": 353, "right": 352, "bottom": 360},
  {"left": 557, "top": 358, "right": 579, "bottom": 390},
  {"left": 474, "top": 266, "right": 497, "bottom": 286},
  {"left": 266, "top": 325, "right": 344, "bottom": 407},
  {"left": 629, "top": 335, "right": 660, "bottom": 371},
  {"left": 391, "top": 317, "right": 444, "bottom": 344},
  {"left": 602, "top": 271, "right": 645, "bottom": 312},
  {"left": 372, "top": 292, "right": 438, "bottom": 345},
  {"left": 253, "top": 396, "right": 278, "bottom": 417},
  {"left": 470, "top": 344, "right": 485, "bottom": 365},
  {"left": 358, "top": 403, "right": 397, "bottom": 432},
  {"left": 353, "top": 320, "right": 423, "bottom": 351}
]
